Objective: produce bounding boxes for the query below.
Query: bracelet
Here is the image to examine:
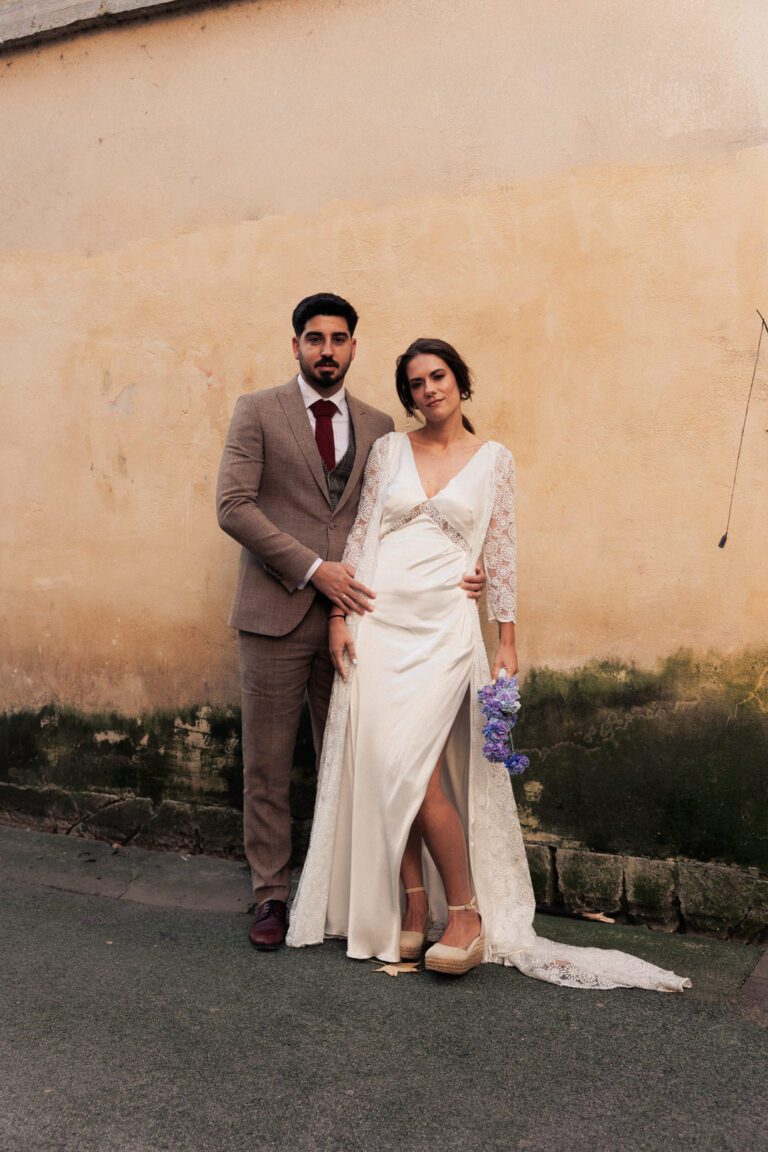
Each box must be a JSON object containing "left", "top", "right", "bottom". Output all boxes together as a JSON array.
[{"left": 329, "top": 614, "right": 347, "bottom": 621}]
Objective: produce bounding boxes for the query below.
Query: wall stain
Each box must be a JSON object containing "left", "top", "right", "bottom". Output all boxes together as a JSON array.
[
  {"left": 0, "top": 701, "right": 317, "bottom": 821},
  {"left": 513, "top": 650, "right": 768, "bottom": 874},
  {"left": 0, "top": 650, "right": 766, "bottom": 874},
  {"left": 107, "top": 383, "right": 137, "bottom": 416}
]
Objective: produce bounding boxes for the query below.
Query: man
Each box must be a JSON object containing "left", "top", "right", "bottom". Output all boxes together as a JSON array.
[{"left": 217, "top": 294, "right": 484, "bottom": 949}]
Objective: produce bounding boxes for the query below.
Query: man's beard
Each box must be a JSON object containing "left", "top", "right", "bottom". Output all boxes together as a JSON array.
[{"left": 301, "top": 357, "right": 348, "bottom": 389}]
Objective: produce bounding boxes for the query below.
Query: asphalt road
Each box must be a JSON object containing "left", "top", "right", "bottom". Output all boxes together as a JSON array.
[{"left": 1, "top": 827, "right": 766, "bottom": 1152}]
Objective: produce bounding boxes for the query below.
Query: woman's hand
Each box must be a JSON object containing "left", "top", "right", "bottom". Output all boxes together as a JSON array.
[
  {"left": 491, "top": 642, "right": 519, "bottom": 680},
  {"left": 492, "top": 621, "right": 518, "bottom": 679},
  {"left": 329, "top": 616, "right": 357, "bottom": 681}
]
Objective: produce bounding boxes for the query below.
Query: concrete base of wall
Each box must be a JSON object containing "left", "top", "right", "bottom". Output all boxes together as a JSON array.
[
  {"left": 525, "top": 841, "right": 768, "bottom": 945},
  {"left": 2, "top": 780, "right": 765, "bottom": 944}
]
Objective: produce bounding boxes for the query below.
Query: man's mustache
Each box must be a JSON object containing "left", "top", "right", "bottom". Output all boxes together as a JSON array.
[{"left": 318, "top": 359, "right": 338, "bottom": 368}]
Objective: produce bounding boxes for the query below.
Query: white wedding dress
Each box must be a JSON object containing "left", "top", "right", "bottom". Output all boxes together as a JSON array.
[{"left": 287, "top": 433, "right": 690, "bottom": 992}]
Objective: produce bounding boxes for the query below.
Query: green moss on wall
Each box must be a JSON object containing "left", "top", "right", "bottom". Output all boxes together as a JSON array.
[
  {"left": 1, "top": 649, "right": 766, "bottom": 874},
  {"left": 513, "top": 650, "right": 768, "bottom": 873},
  {"left": 0, "top": 705, "right": 244, "bottom": 807},
  {"left": 0, "top": 699, "right": 319, "bottom": 819}
]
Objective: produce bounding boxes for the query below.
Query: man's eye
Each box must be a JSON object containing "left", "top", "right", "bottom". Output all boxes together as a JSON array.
[{"left": 333, "top": 336, "right": 348, "bottom": 344}]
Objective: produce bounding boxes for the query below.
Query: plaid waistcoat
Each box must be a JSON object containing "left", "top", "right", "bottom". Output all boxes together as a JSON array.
[{"left": 323, "top": 418, "right": 356, "bottom": 510}]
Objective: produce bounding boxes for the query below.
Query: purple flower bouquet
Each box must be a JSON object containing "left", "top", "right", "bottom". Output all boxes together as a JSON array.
[{"left": 477, "top": 673, "right": 530, "bottom": 776}]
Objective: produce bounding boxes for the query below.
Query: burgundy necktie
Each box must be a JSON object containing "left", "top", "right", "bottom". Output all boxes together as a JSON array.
[{"left": 310, "top": 399, "right": 338, "bottom": 471}]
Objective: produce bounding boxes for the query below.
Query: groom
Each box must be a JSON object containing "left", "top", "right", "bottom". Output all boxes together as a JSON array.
[{"left": 217, "top": 293, "right": 483, "bottom": 949}]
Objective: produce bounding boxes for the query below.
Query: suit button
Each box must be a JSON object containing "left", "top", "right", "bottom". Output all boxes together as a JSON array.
[{"left": 329, "top": 523, "right": 336, "bottom": 529}]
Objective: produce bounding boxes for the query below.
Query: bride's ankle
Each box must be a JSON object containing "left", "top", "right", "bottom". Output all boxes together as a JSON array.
[
  {"left": 404, "top": 885, "right": 427, "bottom": 906},
  {"left": 446, "top": 907, "right": 481, "bottom": 931},
  {"left": 438, "top": 907, "right": 482, "bottom": 949},
  {"left": 402, "top": 886, "right": 428, "bottom": 928}
]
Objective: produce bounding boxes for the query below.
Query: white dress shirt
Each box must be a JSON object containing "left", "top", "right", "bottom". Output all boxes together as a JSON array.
[
  {"left": 297, "top": 374, "right": 350, "bottom": 462},
  {"left": 297, "top": 374, "right": 351, "bottom": 588}
]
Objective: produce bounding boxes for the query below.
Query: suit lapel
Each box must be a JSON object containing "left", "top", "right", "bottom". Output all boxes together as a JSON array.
[
  {"left": 277, "top": 378, "right": 331, "bottom": 506},
  {"left": 334, "top": 392, "right": 374, "bottom": 517}
]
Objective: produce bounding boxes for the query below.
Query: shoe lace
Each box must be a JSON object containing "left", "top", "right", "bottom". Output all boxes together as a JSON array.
[{"left": 255, "top": 899, "right": 282, "bottom": 921}]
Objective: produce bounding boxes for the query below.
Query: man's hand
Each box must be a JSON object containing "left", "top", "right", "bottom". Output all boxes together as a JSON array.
[
  {"left": 311, "top": 561, "right": 376, "bottom": 615},
  {"left": 460, "top": 563, "right": 486, "bottom": 601},
  {"left": 329, "top": 617, "right": 357, "bottom": 681}
]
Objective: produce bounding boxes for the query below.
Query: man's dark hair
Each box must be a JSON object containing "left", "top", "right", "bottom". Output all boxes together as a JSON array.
[{"left": 292, "top": 293, "right": 359, "bottom": 338}]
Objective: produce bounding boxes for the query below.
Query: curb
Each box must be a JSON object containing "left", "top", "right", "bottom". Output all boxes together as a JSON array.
[{"left": 2, "top": 782, "right": 767, "bottom": 944}]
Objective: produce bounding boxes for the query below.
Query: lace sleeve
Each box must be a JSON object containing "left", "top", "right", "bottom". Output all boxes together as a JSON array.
[
  {"left": 342, "top": 435, "right": 390, "bottom": 572},
  {"left": 483, "top": 446, "right": 517, "bottom": 623}
]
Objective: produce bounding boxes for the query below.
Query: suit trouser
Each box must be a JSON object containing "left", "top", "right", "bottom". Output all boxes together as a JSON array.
[{"left": 239, "top": 599, "right": 335, "bottom": 903}]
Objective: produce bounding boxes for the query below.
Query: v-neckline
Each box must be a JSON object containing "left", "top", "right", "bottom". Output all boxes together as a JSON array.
[{"left": 405, "top": 433, "right": 489, "bottom": 501}]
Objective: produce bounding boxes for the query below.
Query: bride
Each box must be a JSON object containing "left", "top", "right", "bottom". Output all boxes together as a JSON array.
[{"left": 286, "top": 338, "right": 690, "bottom": 992}]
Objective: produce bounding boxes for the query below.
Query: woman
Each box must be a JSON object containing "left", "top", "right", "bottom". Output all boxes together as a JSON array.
[{"left": 287, "top": 339, "right": 690, "bottom": 992}]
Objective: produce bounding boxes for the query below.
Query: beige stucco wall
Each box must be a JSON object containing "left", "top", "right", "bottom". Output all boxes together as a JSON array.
[{"left": 2, "top": 0, "right": 768, "bottom": 713}]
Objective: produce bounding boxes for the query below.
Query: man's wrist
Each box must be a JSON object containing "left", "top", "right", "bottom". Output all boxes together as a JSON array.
[{"left": 298, "top": 557, "right": 323, "bottom": 590}]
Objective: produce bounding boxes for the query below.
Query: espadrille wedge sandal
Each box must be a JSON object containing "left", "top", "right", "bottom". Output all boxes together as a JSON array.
[{"left": 424, "top": 897, "right": 485, "bottom": 976}]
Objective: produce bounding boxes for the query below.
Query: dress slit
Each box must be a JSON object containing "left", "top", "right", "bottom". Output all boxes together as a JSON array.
[{"left": 331, "top": 597, "right": 475, "bottom": 960}]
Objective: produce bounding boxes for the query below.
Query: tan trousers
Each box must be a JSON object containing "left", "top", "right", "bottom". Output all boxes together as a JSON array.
[{"left": 239, "top": 599, "right": 335, "bottom": 903}]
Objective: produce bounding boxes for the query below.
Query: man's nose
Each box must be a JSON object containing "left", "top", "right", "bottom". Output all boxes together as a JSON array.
[{"left": 321, "top": 338, "right": 335, "bottom": 357}]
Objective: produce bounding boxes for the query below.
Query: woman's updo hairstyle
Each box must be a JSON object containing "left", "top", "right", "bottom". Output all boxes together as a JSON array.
[{"left": 395, "top": 337, "right": 476, "bottom": 435}]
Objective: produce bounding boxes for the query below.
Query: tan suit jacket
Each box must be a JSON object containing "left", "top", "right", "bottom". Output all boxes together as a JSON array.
[{"left": 217, "top": 376, "right": 394, "bottom": 636}]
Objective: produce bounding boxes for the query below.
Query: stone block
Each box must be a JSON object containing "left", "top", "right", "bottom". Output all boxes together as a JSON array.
[
  {"left": 0, "top": 781, "right": 80, "bottom": 823},
  {"left": 623, "top": 855, "right": 679, "bottom": 932},
  {"left": 82, "top": 795, "right": 154, "bottom": 842},
  {"left": 525, "top": 843, "right": 554, "bottom": 906},
  {"left": 555, "top": 848, "right": 623, "bottom": 914},
  {"left": 140, "top": 800, "right": 197, "bottom": 852},
  {"left": 679, "top": 861, "right": 768, "bottom": 944},
  {"left": 291, "top": 817, "right": 313, "bottom": 865},
  {"left": 194, "top": 804, "right": 242, "bottom": 856}
]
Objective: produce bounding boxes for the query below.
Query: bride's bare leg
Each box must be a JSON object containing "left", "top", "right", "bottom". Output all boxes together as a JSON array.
[
  {"left": 417, "top": 755, "right": 482, "bottom": 949},
  {"left": 400, "top": 820, "right": 429, "bottom": 933}
]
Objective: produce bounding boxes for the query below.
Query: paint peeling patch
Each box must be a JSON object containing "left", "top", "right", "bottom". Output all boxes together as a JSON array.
[
  {"left": 94, "top": 730, "right": 129, "bottom": 745},
  {"left": 523, "top": 780, "right": 543, "bottom": 803},
  {"left": 32, "top": 575, "right": 76, "bottom": 591},
  {"left": 108, "top": 384, "right": 137, "bottom": 416}
]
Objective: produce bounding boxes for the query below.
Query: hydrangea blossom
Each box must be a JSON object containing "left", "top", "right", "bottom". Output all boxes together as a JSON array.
[{"left": 478, "top": 675, "right": 530, "bottom": 777}]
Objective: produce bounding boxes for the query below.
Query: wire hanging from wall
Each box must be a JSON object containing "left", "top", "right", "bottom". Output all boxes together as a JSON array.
[{"left": 718, "top": 309, "right": 767, "bottom": 548}]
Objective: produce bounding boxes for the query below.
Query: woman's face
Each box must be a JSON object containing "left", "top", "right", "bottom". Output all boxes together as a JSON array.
[{"left": 405, "top": 354, "right": 461, "bottom": 423}]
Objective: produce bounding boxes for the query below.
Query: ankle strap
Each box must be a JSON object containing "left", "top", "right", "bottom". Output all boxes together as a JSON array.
[
  {"left": 447, "top": 896, "right": 478, "bottom": 911},
  {"left": 404, "top": 886, "right": 426, "bottom": 894}
]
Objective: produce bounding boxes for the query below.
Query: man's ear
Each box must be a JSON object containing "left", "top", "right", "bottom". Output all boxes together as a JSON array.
[
  {"left": 292, "top": 335, "right": 300, "bottom": 360},
  {"left": 350, "top": 337, "right": 357, "bottom": 362}
]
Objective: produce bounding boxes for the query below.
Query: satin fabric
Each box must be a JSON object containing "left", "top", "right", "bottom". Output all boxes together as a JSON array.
[{"left": 325, "top": 440, "right": 490, "bottom": 959}]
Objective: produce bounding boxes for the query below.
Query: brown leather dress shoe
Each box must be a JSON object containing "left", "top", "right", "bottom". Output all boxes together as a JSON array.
[{"left": 248, "top": 899, "right": 288, "bottom": 950}]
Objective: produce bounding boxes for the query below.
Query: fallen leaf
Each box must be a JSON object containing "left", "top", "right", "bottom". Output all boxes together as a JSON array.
[
  {"left": 374, "top": 962, "right": 420, "bottom": 977},
  {"left": 582, "top": 911, "right": 615, "bottom": 924}
]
